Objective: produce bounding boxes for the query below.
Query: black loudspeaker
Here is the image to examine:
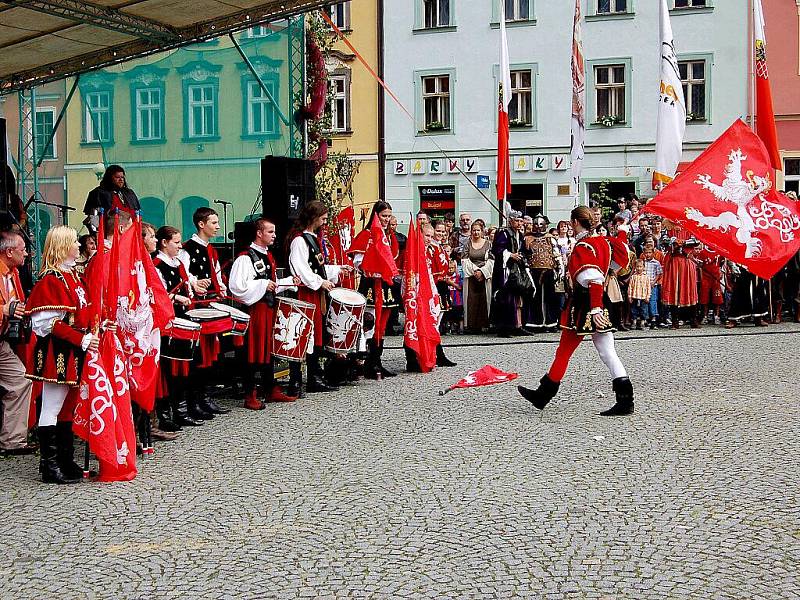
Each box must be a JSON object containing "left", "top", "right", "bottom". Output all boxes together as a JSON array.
[
  {"left": 233, "top": 220, "right": 257, "bottom": 256},
  {"left": 260, "top": 156, "right": 315, "bottom": 263},
  {"left": 0, "top": 118, "right": 8, "bottom": 214}
]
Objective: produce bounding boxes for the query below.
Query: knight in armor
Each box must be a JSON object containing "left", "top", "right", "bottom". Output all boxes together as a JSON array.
[
  {"left": 26, "top": 226, "right": 100, "bottom": 483},
  {"left": 152, "top": 226, "right": 203, "bottom": 429},
  {"left": 229, "top": 218, "right": 299, "bottom": 409},
  {"left": 491, "top": 210, "right": 527, "bottom": 337},
  {"left": 523, "top": 215, "right": 564, "bottom": 331},
  {"left": 517, "top": 206, "right": 635, "bottom": 417},
  {"left": 177, "top": 207, "right": 230, "bottom": 418},
  {"left": 288, "top": 201, "right": 350, "bottom": 395}
]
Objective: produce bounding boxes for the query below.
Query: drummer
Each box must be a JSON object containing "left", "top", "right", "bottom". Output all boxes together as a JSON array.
[
  {"left": 177, "top": 207, "right": 230, "bottom": 419},
  {"left": 287, "top": 201, "right": 352, "bottom": 396},
  {"left": 229, "top": 218, "right": 299, "bottom": 410},
  {"left": 153, "top": 226, "right": 204, "bottom": 428}
]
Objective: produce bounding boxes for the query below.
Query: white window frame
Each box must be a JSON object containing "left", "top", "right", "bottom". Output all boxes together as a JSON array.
[
  {"left": 597, "top": 0, "right": 628, "bottom": 14},
  {"left": 187, "top": 84, "right": 215, "bottom": 138},
  {"left": 84, "top": 91, "right": 111, "bottom": 143},
  {"left": 32, "top": 107, "right": 57, "bottom": 161},
  {"left": 423, "top": 0, "right": 451, "bottom": 29},
  {"left": 329, "top": 74, "right": 349, "bottom": 133},
  {"left": 135, "top": 87, "right": 162, "bottom": 141},
  {"left": 509, "top": 69, "right": 532, "bottom": 126},
  {"left": 421, "top": 74, "right": 451, "bottom": 131},
  {"left": 784, "top": 158, "right": 800, "bottom": 195},
  {"left": 679, "top": 60, "right": 707, "bottom": 121},
  {"left": 505, "top": 0, "right": 530, "bottom": 21},
  {"left": 594, "top": 64, "right": 626, "bottom": 122},
  {"left": 246, "top": 80, "right": 278, "bottom": 136},
  {"left": 673, "top": 0, "right": 707, "bottom": 8},
  {"left": 325, "top": 2, "right": 351, "bottom": 30}
]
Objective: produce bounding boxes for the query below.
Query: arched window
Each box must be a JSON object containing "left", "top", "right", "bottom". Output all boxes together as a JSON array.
[
  {"left": 180, "top": 196, "right": 209, "bottom": 240},
  {"left": 139, "top": 196, "right": 165, "bottom": 228}
]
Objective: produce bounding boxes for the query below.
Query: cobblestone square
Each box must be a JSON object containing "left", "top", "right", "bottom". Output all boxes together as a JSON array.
[{"left": 1, "top": 327, "right": 799, "bottom": 599}]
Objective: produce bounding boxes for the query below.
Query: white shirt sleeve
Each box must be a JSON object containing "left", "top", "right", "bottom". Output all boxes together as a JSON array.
[
  {"left": 31, "top": 309, "right": 65, "bottom": 338},
  {"left": 177, "top": 250, "right": 198, "bottom": 286},
  {"left": 289, "top": 236, "right": 327, "bottom": 291},
  {"left": 324, "top": 265, "right": 341, "bottom": 284},
  {"left": 275, "top": 276, "right": 297, "bottom": 294},
  {"left": 228, "top": 255, "right": 267, "bottom": 307},
  {"left": 575, "top": 268, "right": 605, "bottom": 288}
]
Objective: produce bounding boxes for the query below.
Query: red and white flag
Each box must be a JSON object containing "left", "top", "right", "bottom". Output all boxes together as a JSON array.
[
  {"left": 326, "top": 206, "right": 356, "bottom": 289},
  {"left": 653, "top": 0, "right": 686, "bottom": 189},
  {"left": 442, "top": 365, "right": 519, "bottom": 395},
  {"left": 360, "top": 213, "right": 398, "bottom": 283},
  {"left": 753, "top": 0, "right": 781, "bottom": 170},
  {"left": 416, "top": 222, "right": 440, "bottom": 372},
  {"left": 496, "top": 0, "right": 512, "bottom": 213},
  {"left": 402, "top": 219, "right": 424, "bottom": 369},
  {"left": 569, "top": 0, "right": 585, "bottom": 204},
  {"left": 647, "top": 119, "right": 800, "bottom": 280}
]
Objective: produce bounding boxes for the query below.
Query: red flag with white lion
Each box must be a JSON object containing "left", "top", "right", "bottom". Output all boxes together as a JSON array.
[{"left": 646, "top": 120, "right": 800, "bottom": 280}]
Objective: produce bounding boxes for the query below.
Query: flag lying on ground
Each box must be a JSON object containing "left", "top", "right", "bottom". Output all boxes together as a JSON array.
[
  {"left": 646, "top": 119, "right": 800, "bottom": 280},
  {"left": 440, "top": 365, "right": 519, "bottom": 396}
]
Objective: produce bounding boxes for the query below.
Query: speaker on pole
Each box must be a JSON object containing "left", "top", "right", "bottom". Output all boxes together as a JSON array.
[{"left": 260, "top": 156, "right": 315, "bottom": 263}]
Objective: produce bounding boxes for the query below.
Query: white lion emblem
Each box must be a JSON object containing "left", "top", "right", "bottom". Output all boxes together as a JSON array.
[{"left": 687, "top": 149, "right": 800, "bottom": 258}]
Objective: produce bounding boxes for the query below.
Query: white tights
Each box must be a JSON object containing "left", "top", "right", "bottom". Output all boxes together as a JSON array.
[
  {"left": 591, "top": 332, "right": 628, "bottom": 379},
  {"left": 38, "top": 383, "right": 69, "bottom": 427}
]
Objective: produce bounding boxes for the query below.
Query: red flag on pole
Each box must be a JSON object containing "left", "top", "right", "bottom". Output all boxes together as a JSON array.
[
  {"left": 361, "top": 214, "right": 399, "bottom": 282},
  {"left": 417, "top": 224, "right": 440, "bottom": 372},
  {"left": 441, "top": 365, "right": 519, "bottom": 395},
  {"left": 646, "top": 120, "right": 800, "bottom": 279},
  {"left": 496, "top": 1, "right": 512, "bottom": 210},
  {"left": 753, "top": 0, "right": 781, "bottom": 171},
  {"left": 402, "top": 218, "right": 423, "bottom": 366}
]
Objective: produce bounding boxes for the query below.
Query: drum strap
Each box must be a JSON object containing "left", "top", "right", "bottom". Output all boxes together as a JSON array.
[{"left": 302, "top": 233, "right": 327, "bottom": 280}]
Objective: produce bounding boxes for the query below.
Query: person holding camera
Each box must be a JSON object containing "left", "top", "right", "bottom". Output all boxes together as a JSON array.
[
  {"left": 0, "top": 231, "right": 35, "bottom": 457},
  {"left": 229, "top": 218, "right": 299, "bottom": 409}
]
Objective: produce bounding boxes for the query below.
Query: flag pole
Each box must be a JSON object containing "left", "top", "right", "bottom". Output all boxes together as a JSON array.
[{"left": 749, "top": 0, "right": 756, "bottom": 132}]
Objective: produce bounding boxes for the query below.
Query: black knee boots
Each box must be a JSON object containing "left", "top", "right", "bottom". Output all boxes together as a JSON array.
[
  {"left": 39, "top": 425, "right": 80, "bottom": 484},
  {"left": 600, "top": 377, "right": 635, "bottom": 416},
  {"left": 55, "top": 421, "right": 85, "bottom": 480},
  {"left": 435, "top": 344, "right": 457, "bottom": 367},
  {"left": 518, "top": 374, "right": 560, "bottom": 410}
]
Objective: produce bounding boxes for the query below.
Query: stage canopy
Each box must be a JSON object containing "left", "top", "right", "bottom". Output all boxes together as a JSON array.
[{"left": 0, "top": 0, "right": 335, "bottom": 94}]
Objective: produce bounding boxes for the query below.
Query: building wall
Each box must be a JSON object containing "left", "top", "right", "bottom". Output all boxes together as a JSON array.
[
  {"left": 63, "top": 28, "right": 298, "bottom": 237},
  {"left": 383, "top": 0, "right": 749, "bottom": 227},
  {"left": 326, "top": 0, "right": 380, "bottom": 229}
]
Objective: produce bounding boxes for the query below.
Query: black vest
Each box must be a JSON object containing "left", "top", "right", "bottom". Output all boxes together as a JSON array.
[
  {"left": 183, "top": 238, "right": 212, "bottom": 280},
  {"left": 302, "top": 233, "right": 327, "bottom": 279},
  {"left": 154, "top": 259, "right": 187, "bottom": 317}
]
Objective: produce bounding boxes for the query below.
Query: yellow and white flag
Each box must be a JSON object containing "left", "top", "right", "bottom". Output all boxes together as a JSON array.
[{"left": 653, "top": 0, "right": 686, "bottom": 189}]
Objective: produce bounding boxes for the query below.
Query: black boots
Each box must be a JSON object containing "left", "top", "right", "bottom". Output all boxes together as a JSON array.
[
  {"left": 435, "top": 344, "right": 457, "bottom": 367},
  {"left": 518, "top": 374, "right": 561, "bottom": 410},
  {"left": 365, "top": 339, "right": 395, "bottom": 379},
  {"left": 173, "top": 391, "right": 203, "bottom": 427},
  {"left": 600, "top": 377, "right": 635, "bottom": 416},
  {"left": 405, "top": 346, "right": 422, "bottom": 373},
  {"left": 156, "top": 397, "right": 181, "bottom": 432},
  {"left": 306, "top": 349, "right": 339, "bottom": 393},
  {"left": 39, "top": 425, "right": 80, "bottom": 484},
  {"left": 55, "top": 421, "right": 85, "bottom": 480}
]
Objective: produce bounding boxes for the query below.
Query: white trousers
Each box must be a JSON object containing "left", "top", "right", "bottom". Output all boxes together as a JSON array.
[{"left": 38, "top": 383, "right": 69, "bottom": 427}]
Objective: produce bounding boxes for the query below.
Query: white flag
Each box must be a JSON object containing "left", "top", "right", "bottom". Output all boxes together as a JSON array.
[
  {"left": 653, "top": 0, "right": 686, "bottom": 189},
  {"left": 569, "top": 0, "right": 585, "bottom": 205}
]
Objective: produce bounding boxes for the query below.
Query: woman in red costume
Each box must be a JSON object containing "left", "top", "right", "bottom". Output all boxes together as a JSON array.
[
  {"left": 661, "top": 221, "right": 699, "bottom": 329},
  {"left": 517, "top": 206, "right": 635, "bottom": 416},
  {"left": 26, "top": 226, "right": 100, "bottom": 483},
  {"left": 349, "top": 201, "right": 400, "bottom": 379}
]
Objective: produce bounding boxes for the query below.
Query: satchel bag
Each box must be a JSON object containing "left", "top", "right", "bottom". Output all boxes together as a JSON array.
[{"left": 506, "top": 260, "right": 535, "bottom": 295}]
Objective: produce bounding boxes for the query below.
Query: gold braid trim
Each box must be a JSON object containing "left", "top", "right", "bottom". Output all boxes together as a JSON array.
[
  {"left": 25, "top": 374, "right": 79, "bottom": 387},
  {"left": 25, "top": 305, "right": 76, "bottom": 315}
]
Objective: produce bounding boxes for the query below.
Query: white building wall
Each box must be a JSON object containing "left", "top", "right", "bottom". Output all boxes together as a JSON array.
[{"left": 383, "top": 0, "right": 749, "bottom": 227}]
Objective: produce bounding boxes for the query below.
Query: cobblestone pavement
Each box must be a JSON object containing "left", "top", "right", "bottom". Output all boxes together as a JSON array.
[{"left": 2, "top": 325, "right": 799, "bottom": 599}]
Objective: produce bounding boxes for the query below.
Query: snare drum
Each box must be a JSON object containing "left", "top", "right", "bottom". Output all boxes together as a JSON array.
[
  {"left": 325, "top": 287, "right": 366, "bottom": 353},
  {"left": 185, "top": 308, "right": 233, "bottom": 335},
  {"left": 271, "top": 297, "right": 315, "bottom": 362},
  {"left": 162, "top": 318, "right": 201, "bottom": 361},
  {"left": 210, "top": 302, "right": 251, "bottom": 337}
]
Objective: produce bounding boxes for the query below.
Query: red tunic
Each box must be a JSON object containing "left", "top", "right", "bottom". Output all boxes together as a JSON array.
[
  {"left": 560, "top": 235, "right": 616, "bottom": 335},
  {"left": 696, "top": 248, "right": 723, "bottom": 305},
  {"left": 662, "top": 249, "right": 699, "bottom": 307},
  {"left": 428, "top": 244, "right": 449, "bottom": 283},
  {"left": 25, "top": 270, "right": 91, "bottom": 386},
  {"left": 239, "top": 248, "right": 277, "bottom": 365}
]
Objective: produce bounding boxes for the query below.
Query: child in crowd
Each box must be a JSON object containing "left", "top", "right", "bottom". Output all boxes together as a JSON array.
[
  {"left": 627, "top": 259, "right": 652, "bottom": 330},
  {"left": 447, "top": 256, "right": 464, "bottom": 334},
  {"left": 642, "top": 247, "right": 664, "bottom": 329}
]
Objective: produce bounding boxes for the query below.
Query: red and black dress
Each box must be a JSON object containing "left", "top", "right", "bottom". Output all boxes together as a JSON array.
[{"left": 26, "top": 269, "right": 91, "bottom": 386}]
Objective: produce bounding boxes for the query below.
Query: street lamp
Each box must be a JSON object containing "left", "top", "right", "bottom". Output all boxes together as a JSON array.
[{"left": 92, "top": 162, "right": 106, "bottom": 180}]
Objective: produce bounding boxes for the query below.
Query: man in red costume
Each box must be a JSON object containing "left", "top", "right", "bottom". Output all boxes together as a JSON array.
[
  {"left": 518, "top": 206, "right": 635, "bottom": 416},
  {"left": 229, "top": 219, "right": 299, "bottom": 409}
]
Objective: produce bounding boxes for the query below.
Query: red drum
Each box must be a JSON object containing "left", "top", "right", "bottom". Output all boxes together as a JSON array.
[
  {"left": 325, "top": 287, "right": 366, "bottom": 353},
  {"left": 162, "top": 318, "right": 201, "bottom": 361},
  {"left": 186, "top": 308, "right": 232, "bottom": 335},
  {"left": 271, "top": 297, "right": 315, "bottom": 362},
  {"left": 210, "top": 302, "right": 251, "bottom": 337}
]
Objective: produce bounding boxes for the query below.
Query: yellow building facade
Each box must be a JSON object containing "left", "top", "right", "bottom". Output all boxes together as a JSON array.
[{"left": 325, "top": 0, "right": 380, "bottom": 231}]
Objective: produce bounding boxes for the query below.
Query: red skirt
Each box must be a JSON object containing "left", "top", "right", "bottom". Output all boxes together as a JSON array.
[
  {"left": 246, "top": 303, "right": 273, "bottom": 365},
  {"left": 662, "top": 256, "right": 698, "bottom": 307},
  {"left": 298, "top": 288, "right": 324, "bottom": 348},
  {"left": 198, "top": 335, "right": 220, "bottom": 369}
]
